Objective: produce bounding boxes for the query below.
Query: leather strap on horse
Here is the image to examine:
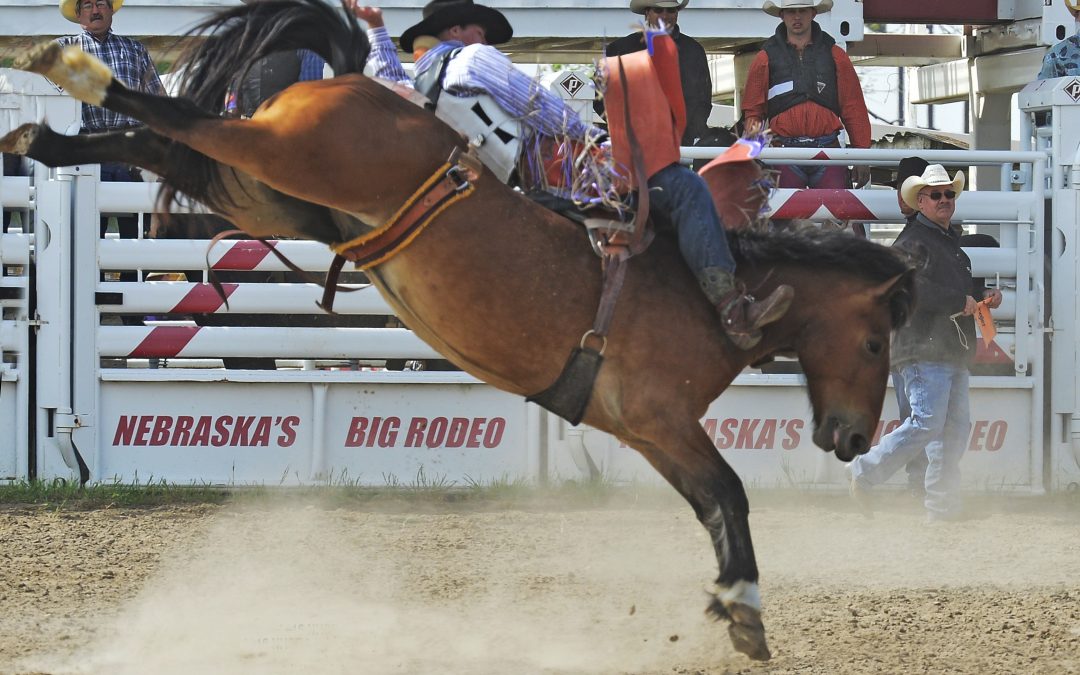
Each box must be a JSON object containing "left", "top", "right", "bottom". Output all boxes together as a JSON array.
[
  {"left": 201, "top": 149, "right": 480, "bottom": 314},
  {"left": 318, "top": 148, "right": 481, "bottom": 312},
  {"left": 332, "top": 148, "right": 481, "bottom": 268},
  {"left": 587, "top": 56, "right": 654, "bottom": 349},
  {"left": 527, "top": 59, "right": 656, "bottom": 426}
]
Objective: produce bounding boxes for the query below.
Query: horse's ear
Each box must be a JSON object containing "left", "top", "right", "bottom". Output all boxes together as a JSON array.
[{"left": 868, "top": 269, "right": 916, "bottom": 329}]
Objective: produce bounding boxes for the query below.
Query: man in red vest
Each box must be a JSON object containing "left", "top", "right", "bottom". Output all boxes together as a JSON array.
[{"left": 741, "top": 0, "right": 870, "bottom": 190}]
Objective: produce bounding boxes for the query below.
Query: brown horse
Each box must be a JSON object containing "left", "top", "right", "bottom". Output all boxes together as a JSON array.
[{"left": 3, "top": 0, "right": 914, "bottom": 661}]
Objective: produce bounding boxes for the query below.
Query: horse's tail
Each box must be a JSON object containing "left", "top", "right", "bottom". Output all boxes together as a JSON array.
[
  {"left": 157, "top": 0, "right": 370, "bottom": 217},
  {"left": 176, "top": 0, "right": 369, "bottom": 112}
]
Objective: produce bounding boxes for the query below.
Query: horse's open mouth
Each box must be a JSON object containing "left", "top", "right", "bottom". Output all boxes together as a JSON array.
[{"left": 813, "top": 416, "right": 869, "bottom": 462}]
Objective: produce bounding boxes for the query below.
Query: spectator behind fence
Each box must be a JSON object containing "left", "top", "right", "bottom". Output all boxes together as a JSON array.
[
  {"left": 848, "top": 164, "right": 1003, "bottom": 523},
  {"left": 57, "top": 0, "right": 164, "bottom": 250},
  {"left": 741, "top": 0, "right": 870, "bottom": 190},
  {"left": 1039, "top": 0, "right": 1080, "bottom": 79},
  {"left": 597, "top": 1, "right": 712, "bottom": 146}
]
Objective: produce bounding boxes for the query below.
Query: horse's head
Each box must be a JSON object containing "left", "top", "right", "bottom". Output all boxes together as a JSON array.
[
  {"left": 796, "top": 267, "right": 914, "bottom": 461},
  {"left": 733, "top": 229, "right": 915, "bottom": 461}
]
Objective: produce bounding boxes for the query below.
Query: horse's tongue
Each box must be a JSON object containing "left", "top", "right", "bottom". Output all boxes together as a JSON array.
[{"left": 833, "top": 427, "right": 841, "bottom": 449}]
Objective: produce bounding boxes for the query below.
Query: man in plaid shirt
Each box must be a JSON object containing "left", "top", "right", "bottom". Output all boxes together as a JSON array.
[{"left": 57, "top": 0, "right": 164, "bottom": 243}]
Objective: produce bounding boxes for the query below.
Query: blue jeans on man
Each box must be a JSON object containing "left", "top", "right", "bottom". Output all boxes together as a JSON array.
[
  {"left": 647, "top": 162, "right": 735, "bottom": 275},
  {"left": 851, "top": 361, "right": 969, "bottom": 516},
  {"left": 891, "top": 369, "right": 930, "bottom": 494}
]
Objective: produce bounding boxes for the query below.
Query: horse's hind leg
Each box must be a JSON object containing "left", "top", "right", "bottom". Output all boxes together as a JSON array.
[
  {"left": 17, "top": 44, "right": 260, "bottom": 169},
  {"left": 0, "top": 120, "right": 351, "bottom": 243},
  {"left": 630, "top": 427, "right": 771, "bottom": 661},
  {"left": 0, "top": 123, "right": 172, "bottom": 175}
]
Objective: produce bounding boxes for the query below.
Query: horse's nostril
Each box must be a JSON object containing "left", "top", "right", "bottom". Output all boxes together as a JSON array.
[{"left": 849, "top": 434, "right": 868, "bottom": 455}]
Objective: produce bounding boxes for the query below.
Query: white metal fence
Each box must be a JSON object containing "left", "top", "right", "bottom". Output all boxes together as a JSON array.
[{"left": 0, "top": 132, "right": 1061, "bottom": 491}]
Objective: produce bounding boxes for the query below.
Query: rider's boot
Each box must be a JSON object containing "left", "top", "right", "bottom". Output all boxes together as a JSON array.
[{"left": 701, "top": 267, "right": 795, "bottom": 350}]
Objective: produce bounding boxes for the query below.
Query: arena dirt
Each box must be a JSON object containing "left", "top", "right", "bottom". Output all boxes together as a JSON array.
[{"left": 1, "top": 492, "right": 1078, "bottom": 674}]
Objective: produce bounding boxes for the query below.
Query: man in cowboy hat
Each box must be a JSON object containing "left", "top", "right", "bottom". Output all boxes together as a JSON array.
[
  {"left": 1039, "top": 0, "right": 1080, "bottom": 78},
  {"left": 740, "top": 0, "right": 870, "bottom": 190},
  {"left": 57, "top": 0, "right": 164, "bottom": 138},
  {"left": 57, "top": 0, "right": 165, "bottom": 280},
  {"left": 848, "top": 164, "right": 1002, "bottom": 523},
  {"left": 360, "top": 0, "right": 793, "bottom": 350},
  {"left": 599, "top": 1, "right": 712, "bottom": 146}
]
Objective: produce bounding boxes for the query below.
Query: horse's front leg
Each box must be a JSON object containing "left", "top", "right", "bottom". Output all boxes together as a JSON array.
[{"left": 632, "top": 429, "right": 771, "bottom": 661}]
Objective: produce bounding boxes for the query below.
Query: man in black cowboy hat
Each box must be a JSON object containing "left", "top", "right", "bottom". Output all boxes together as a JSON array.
[
  {"left": 599, "top": 1, "right": 712, "bottom": 146},
  {"left": 357, "top": 0, "right": 511, "bottom": 92}
]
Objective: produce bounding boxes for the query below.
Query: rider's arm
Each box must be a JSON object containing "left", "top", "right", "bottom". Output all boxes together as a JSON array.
[
  {"left": 443, "top": 44, "right": 603, "bottom": 143},
  {"left": 366, "top": 26, "right": 412, "bottom": 86}
]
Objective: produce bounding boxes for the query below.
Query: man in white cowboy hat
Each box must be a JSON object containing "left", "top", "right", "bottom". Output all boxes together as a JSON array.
[
  {"left": 741, "top": 0, "right": 870, "bottom": 191},
  {"left": 1039, "top": 0, "right": 1080, "bottom": 78},
  {"left": 359, "top": 0, "right": 794, "bottom": 350},
  {"left": 600, "top": 1, "right": 712, "bottom": 146},
  {"left": 848, "top": 164, "right": 1002, "bottom": 523},
  {"left": 56, "top": 0, "right": 165, "bottom": 276}
]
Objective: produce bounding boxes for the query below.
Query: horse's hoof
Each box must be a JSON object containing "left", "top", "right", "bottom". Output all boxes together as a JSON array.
[
  {"left": 14, "top": 41, "right": 61, "bottom": 75},
  {"left": 727, "top": 603, "right": 772, "bottom": 661},
  {"left": 707, "top": 586, "right": 772, "bottom": 661},
  {"left": 0, "top": 123, "right": 40, "bottom": 155},
  {"left": 15, "top": 42, "right": 111, "bottom": 106}
]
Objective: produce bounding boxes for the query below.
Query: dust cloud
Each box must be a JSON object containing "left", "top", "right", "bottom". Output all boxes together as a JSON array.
[{"left": 7, "top": 491, "right": 1080, "bottom": 674}]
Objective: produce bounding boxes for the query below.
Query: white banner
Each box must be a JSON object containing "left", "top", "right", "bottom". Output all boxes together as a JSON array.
[
  {"left": 97, "top": 381, "right": 536, "bottom": 485},
  {"left": 575, "top": 381, "right": 1036, "bottom": 490}
]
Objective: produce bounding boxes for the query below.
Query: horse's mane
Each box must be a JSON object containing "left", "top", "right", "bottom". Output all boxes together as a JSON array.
[
  {"left": 158, "top": 0, "right": 370, "bottom": 213},
  {"left": 732, "top": 227, "right": 910, "bottom": 283}
]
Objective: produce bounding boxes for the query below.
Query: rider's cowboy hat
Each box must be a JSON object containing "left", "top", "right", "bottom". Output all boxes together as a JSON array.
[
  {"left": 1067, "top": 0, "right": 1080, "bottom": 12},
  {"left": 400, "top": 0, "right": 512, "bottom": 54},
  {"left": 629, "top": 0, "right": 690, "bottom": 15},
  {"left": 61, "top": 0, "right": 122, "bottom": 23},
  {"left": 900, "top": 164, "right": 965, "bottom": 210},
  {"left": 762, "top": 0, "right": 832, "bottom": 17}
]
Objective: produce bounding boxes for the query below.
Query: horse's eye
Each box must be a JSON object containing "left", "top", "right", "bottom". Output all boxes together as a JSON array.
[{"left": 866, "top": 338, "right": 884, "bottom": 356}]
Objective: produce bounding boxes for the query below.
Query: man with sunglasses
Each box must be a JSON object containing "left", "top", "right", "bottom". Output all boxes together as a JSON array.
[
  {"left": 848, "top": 164, "right": 1002, "bottom": 523},
  {"left": 600, "top": 1, "right": 712, "bottom": 146}
]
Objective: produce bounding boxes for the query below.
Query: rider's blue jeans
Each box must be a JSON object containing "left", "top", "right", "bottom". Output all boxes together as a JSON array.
[
  {"left": 851, "top": 361, "right": 970, "bottom": 516},
  {"left": 647, "top": 163, "right": 735, "bottom": 280}
]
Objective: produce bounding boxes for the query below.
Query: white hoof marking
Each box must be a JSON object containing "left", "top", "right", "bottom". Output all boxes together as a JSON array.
[{"left": 716, "top": 580, "right": 762, "bottom": 612}]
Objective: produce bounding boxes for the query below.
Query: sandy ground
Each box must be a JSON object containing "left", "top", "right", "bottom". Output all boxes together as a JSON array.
[{"left": 1, "top": 492, "right": 1078, "bottom": 675}]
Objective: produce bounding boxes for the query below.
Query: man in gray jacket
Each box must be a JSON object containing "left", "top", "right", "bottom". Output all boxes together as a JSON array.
[{"left": 849, "top": 164, "right": 1002, "bottom": 522}]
